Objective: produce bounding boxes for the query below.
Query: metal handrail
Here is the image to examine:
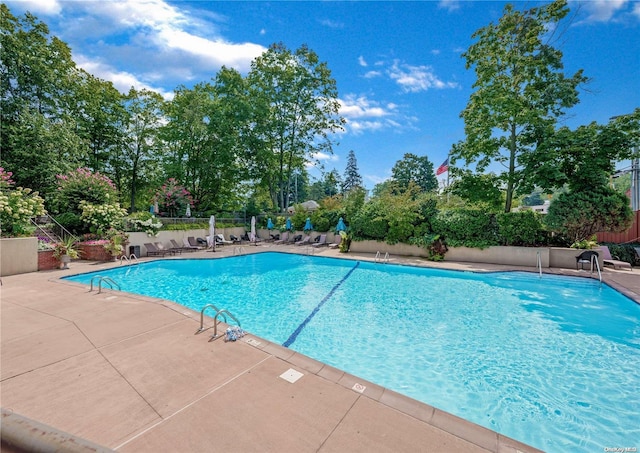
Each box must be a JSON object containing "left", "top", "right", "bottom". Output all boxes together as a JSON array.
[
  {"left": 592, "top": 255, "right": 602, "bottom": 284},
  {"left": 196, "top": 304, "right": 227, "bottom": 333},
  {"left": 97, "top": 277, "right": 120, "bottom": 294},
  {"left": 120, "top": 254, "right": 139, "bottom": 265},
  {"left": 375, "top": 251, "right": 389, "bottom": 263},
  {"left": 536, "top": 251, "right": 542, "bottom": 278},
  {"left": 209, "top": 309, "right": 241, "bottom": 341}
]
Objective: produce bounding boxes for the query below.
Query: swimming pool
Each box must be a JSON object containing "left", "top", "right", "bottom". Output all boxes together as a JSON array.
[{"left": 64, "top": 252, "right": 640, "bottom": 451}]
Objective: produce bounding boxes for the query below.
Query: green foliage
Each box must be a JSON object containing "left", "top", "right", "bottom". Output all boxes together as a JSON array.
[
  {"left": 154, "top": 178, "right": 194, "bottom": 218},
  {"left": 342, "top": 150, "right": 363, "bottom": 192},
  {"left": 164, "top": 222, "right": 209, "bottom": 231},
  {"left": 54, "top": 168, "right": 118, "bottom": 215},
  {"left": 391, "top": 153, "right": 438, "bottom": 193},
  {"left": 124, "top": 212, "right": 163, "bottom": 236},
  {"left": 453, "top": 0, "right": 588, "bottom": 212},
  {"left": 496, "top": 211, "right": 547, "bottom": 246},
  {"left": 544, "top": 187, "right": 633, "bottom": 244},
  {"left": 601, "top": 242, "right": 639, "bottom": 265},
  {"left": 52, "top": 236, "right": 80, "bottom": 259},
  {"left": 411, "top": 233, "right": 448, "bottom": 261},
  {"left": 338, "top": 230, "right": 351, "bottom": 253},
  {"left": 349, "top": 199, "right": 388, "bottom": 240},
  {"left": 80, "top": 201, "right": 127, "bottom": 235},
  {"left": 54, "top": 212, "right": 83, "bottom": 235},
  {"left": 570, "top": 235, "right": 598, "bottom": 250},
  {"left": 447, "top": 171, "right": 503, "bottom": 211},
  {"left": 0, "top": 168, "right": 46, "bottom": 236},
  {"left": 290, "top": 207, "right": 310, "bottom": 231},
  {"left": 310, "top": 211, "right": 331, "bottom": 233},
  {"left": 433, "top": 209, "right": 499, "bottom": 248}
]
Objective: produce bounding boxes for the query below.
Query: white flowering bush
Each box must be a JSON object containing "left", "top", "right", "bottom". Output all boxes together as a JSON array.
[
  {"left": 129, "top": 217, "right": 163, "bottom": 236},
  {"left": 0, "top": 168, "right": 46, "bottom": 237},
  {"left": 80, "top": 201, "right": 127, "bottom": 235}
]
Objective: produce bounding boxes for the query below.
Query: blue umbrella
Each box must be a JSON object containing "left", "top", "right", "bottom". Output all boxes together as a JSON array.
[
  {"left": 304, "top": 217, "right": 313, "bottom": 232},
  {"left": 285, "top": 218, "right": 292, "bottom": 231},
  {"left": 336, "top": 217, "right": 346, "bottom": 232},
  {"left": 267, "top": 218, "right": 274, "bottom": 230}
]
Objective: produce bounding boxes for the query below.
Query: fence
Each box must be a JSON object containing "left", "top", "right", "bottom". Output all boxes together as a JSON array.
[{"left": 597, "top": 210, "right": 640, "bottom": 244}]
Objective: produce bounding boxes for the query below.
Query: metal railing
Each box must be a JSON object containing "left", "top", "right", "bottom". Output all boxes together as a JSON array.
[{"left": 375, "top": 251, "right": 389, "bottom": 263}]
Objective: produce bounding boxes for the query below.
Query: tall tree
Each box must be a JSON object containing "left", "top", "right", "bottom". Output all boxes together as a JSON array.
[
  {"left": 391, "top": 153, "right": 438, "bottom": 193},
  {"left": 247, "top": 43, "right": 345, "bottom": 211},
  {"left": 0, "top": 5, "right": 87, "bottom": 199},
  {"left": 342, "top": 150, "right": 363, "bottom": 193},
  {"left": 452, "top": 0, "right": 588, "bottom": 212},
  {"left": 118, "top": 88, "right": 164, "bottom": 211}
]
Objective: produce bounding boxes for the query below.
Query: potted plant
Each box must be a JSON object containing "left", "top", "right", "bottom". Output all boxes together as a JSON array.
[
  {"left": 103, "top": 228, "right": 129, "bottom": 259},
  {"left": 53, "top": 236, "right": 80, "bottom": 269}
]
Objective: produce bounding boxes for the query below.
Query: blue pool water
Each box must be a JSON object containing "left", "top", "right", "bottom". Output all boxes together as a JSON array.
[{"left": 64, "top": 253, "right": 640, "bottom": 451}]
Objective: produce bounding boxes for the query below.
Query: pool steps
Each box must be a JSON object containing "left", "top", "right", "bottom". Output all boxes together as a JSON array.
[{"left": 375, "top": 251, "right": 389, "bottom": 263}]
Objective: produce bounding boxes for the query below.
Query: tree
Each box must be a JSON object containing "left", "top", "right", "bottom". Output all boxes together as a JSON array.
[
  {"left": 390, "top": 153, "right": 438, "bottom": 193},
  {"left": 118, "top": 88, "right": 164, "bottom": 211},
  {"left": 544, "top": 188, "right": 632, "bottom": 244},
  {"left": 342, "top": 150, "right": 363, "bottom": 193},
  {"left": 452, "top": 0, "right": 587, "bottom": 212},
  {"left": 447, "top": 171, "right": 503, "bottom": 211},
  {"left": 0, "top": 5, "right": 88, "bottom": 199},
  {"left": 247, "top": 43, "right": 345, "bottom": 211}
]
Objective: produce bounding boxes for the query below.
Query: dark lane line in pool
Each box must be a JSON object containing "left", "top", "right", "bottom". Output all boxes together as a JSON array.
[{"left": 282, "top": 261, "right": 361, "bottom": 348}]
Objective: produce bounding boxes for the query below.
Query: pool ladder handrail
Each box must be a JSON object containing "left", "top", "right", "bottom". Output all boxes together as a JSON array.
[
  {"left": 536, "top": 251, "right": 542, "bottom": 278},
  {"left": 591, "top": 254, "right": 602, "bottom": 284},
  {"left": 375, "top": 251, "right": 389, "bottom": 263},
  {"left": 196, "top": 304, "right": 227, "bottom": 333},
  {"left": 120, "top": 254, "right": 139, "bottom": 265},
  {"left": 306, "top": 246, "right": 315, "bottom": 255},
  {"left": 89, "top": 275, "right": 121, "bottom": 294},
  {"left": 233, "top": 246, "right": 245, "bottom": 255},
  {"left": 209, "top": 309, "right": 241, "bottom": 341}
]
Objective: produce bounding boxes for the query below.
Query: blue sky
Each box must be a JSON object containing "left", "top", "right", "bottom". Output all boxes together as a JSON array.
[{"left": 7, "top": 0, "right": 640, "bottom": 190}]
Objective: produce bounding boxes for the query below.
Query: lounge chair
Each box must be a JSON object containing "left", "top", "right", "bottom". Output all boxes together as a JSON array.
[
  {"left": 311, "top": 234, "right": 327, "bottom": 247},
  {"left": 576, "top": 250, "right": 599, "bottom": 271},
  {"left": 634, "top": 246, "right": 640, "bottom": 266},
  {"left": 598, "top": 246, "right": 631, "bottom": 270},
  {"left": 171, "top": 239, "right": 194, "bottom": 252},
  {"left": 216, "top": 234, "right": 233, "bottom": 246},
  {"left": 155, "top": 242, "right": 179, "bottom": 255},
  {"left": 182, "top": 238, "right": 200, "bottom": 251},
  {"left": 248, "top": 232, "right": 262, "bottom": 246},
  {"left": 274, "top": 232, "right": 289, "bottom": 244},
  {"left": 295, "top": 235, "right": 311, "bottom": 246},
  {"left": 188, "top": 236, "right": 206, "bottom": 249},
  {"left": 229, "top": 234, "right": 242, "bottom": 244},
  {"left": 328, "top": 235, "right": 342, "bottom": 249},
  {"left": 144, "top": 242, "right": 173, "bottom": 257}
]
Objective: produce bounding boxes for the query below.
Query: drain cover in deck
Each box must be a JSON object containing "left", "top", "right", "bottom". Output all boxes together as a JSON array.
[{"left": 279, "top": 368, "right": 304, "bottom": 383}]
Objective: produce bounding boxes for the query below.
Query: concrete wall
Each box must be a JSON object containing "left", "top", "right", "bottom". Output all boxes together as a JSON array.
[{"left": 1, "top": 237, "right": 38, "bottom": 276}]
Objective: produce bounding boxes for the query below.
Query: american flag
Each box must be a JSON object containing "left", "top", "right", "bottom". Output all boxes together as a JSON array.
[{"left": 436, "top": 157, "right": 449, "bottom": 176}]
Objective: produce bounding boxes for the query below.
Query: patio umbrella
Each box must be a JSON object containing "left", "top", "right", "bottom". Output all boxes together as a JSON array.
[
  {"left": 153, "top": 200, "right": 159, "bottom": 215},
  {"left": 285, "top": 218, "right": 292, "bottom": 231},
  {"left": 336, "top": 217, "right": 346, "bottom": 232},
  {"left": 304, "top": 217, "right": 313, "bottom": 232},
  {"left": 185, "top": 205, "right": 191, "bottom": 217},
  {"left": 209, "top": 215, "right": 216, "bottom": 252},
  {"left": 267, "top": 218, "right": 274, "bottom": 230},
  {"left": 250, "top": 216, "right": 256, "bottom": 243}
]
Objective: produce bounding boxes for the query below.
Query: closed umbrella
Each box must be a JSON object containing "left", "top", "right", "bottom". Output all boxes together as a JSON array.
[
  {"left": 267, "top": 218, "right": 274, "bottom": 230},
  {"left": 209, "top": 215, "right": 216, "bottom": 252},
  {"left": 336, "top": 217, "right": 346, "bottom": 232},
  {"left": 285, "top": 218, "right": 292, "bottom": 231},
  {"left": 153, "top": 200, "right": 159, "bottom": 215},
  {"left": 250, "top": 216, "right": 256, "bottom": 243},
  {"left": 185, "top": 205, "right": 191, "bottom": 217},
  {"left": 304, "top": 217, "right": 313, "bottom": 232}
]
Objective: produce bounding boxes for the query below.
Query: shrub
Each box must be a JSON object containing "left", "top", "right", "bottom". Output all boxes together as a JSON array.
[
  {"left": 0, "top": 168, "right": 46, "bottom": 237},
  {"left": 54, "top": 212, "right": 84, "bottom": 235},
  {"left": 154, "top": 178, "right": 194, "bottom": 217},
  {"left": 350, "top": 200, "right": 388, "bottom": 240},
  {"left": 544, "top": 188, "right": 632, "bottom": 244},
  {"left": 497, "top": 211, "right": 547, "bottom": 246},
  {"left": 80, "top": 201, "right": 127, "bottom": 235},
  {"left": 54, "top": 168, "right": 118, "bottom": 214},
  {"left": 433, "top": 209, "right": 499, "bottom": 248}
]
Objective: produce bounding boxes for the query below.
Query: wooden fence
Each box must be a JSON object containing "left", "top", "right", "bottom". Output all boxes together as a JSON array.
[{"left": 597, "top": 210, "right": 640, "bottom": 244}]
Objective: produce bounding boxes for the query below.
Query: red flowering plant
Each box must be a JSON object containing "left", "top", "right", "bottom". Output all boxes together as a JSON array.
[{"left": 154, "top": 178, "right": 194, "bottom": 217}]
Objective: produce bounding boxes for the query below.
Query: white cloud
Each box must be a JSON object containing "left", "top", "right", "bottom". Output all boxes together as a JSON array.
[
  {"left": 358, "top": 56, "right": 368, "bottom": 67},
  {"left": 260, "top": 29, "right": 266, "bottom": 35},
  {"left": 633, "top": 2, "right": 640, "bottom": 19},
  {"left": 16, "top": 0, "right": 62, "bottom": 15},
  {"left": 388, "top": 60, "right": 459, "bottom": 92},
  {"left": 581, "top": 0, "right": 627, "bottom": 22},
  {"left": 438, "top": 0, "right": 461, "bottom": 12},
  {"left": 319, "top": 19, "right": 344, "bottom": 29},
  {"left": 364, "top": 70, "right": 382, "bottom": 79},
  {"left": 339, "top": 95, "right": 394, "bottom": 119},
  {"left": 76, "top": 55, "right": 174, "bottom": 99},
  {"left": 364, "top": 173, "right": 390, "bottom": 185}
]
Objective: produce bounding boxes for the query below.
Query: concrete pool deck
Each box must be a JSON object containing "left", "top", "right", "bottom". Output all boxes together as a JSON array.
[{"left": 2, "top": 243, "right": 638, "bottom": 452}]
